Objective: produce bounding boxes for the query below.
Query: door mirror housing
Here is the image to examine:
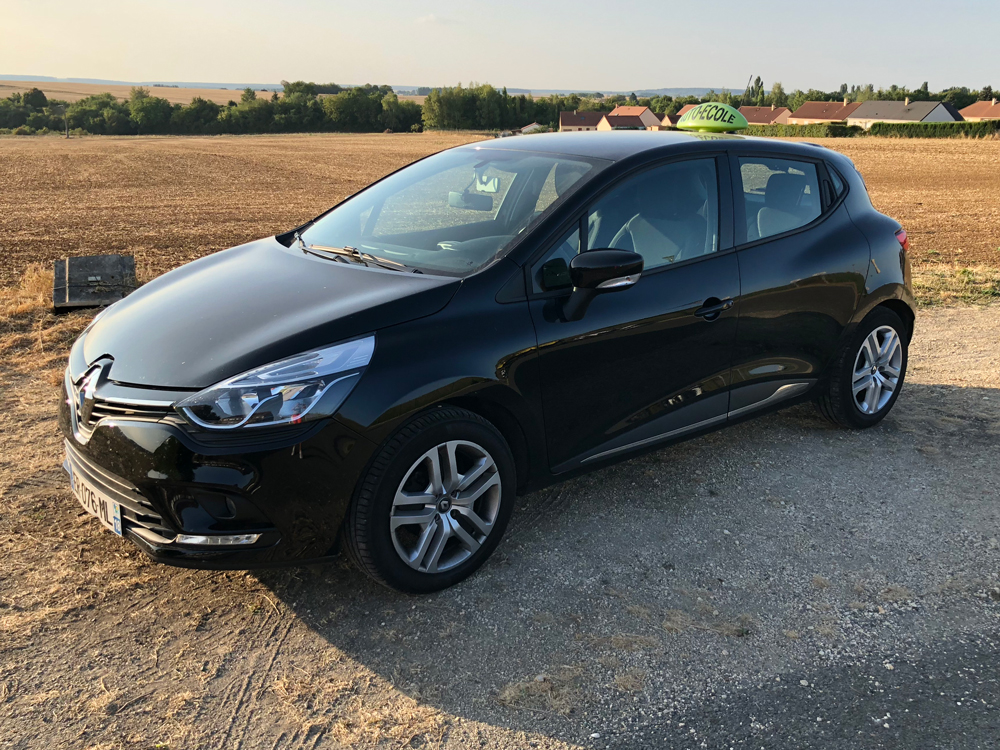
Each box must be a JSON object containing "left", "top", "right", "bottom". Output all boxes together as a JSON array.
[{"left": 563, "top": 249, "right": 643, "bottom": 321}]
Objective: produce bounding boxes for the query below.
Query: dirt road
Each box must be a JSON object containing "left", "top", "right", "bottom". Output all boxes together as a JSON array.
[{"left": 3, "top": 304, "right": 999, "bottom": 749}]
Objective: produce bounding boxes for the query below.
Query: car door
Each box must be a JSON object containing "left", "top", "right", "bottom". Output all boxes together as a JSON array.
[
  {"left": 526, "top": 155, "right": 740, "bottom": 473},
  {"left": 727, "top": 152, "right": 871, "bottom": 415}
]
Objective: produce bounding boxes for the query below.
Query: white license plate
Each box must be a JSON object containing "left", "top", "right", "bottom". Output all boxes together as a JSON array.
[{"left": 70, "top": 463, "right": 122, "bottom": 536}]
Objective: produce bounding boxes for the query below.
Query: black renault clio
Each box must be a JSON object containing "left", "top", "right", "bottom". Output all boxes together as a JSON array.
[{"left": 61, "top": 131, "right": 914, "bottom": 592}]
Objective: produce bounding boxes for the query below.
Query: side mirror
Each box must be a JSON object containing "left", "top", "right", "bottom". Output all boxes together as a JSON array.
[{"left": 563, "top": 249, "right": 643, "bottom": 321}]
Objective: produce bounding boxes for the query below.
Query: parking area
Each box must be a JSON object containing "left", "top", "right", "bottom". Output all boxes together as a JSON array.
[{"left": 2, "top": 305, "right": 999, "bottom": 749}]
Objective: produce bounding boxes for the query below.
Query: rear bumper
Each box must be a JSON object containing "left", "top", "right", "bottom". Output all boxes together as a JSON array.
[{"left": 58, "top": 385, "right": 378, "bottom": 568}]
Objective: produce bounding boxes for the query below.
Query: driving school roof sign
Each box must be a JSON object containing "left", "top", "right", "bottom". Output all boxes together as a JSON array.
[{"left": 676, "top": 102, "right": 749, "bottom": 133}]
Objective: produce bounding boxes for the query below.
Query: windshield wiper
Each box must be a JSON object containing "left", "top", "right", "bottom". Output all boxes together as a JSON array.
[{"left": 301, "top": 242, "right": 409, "bottom": 273}]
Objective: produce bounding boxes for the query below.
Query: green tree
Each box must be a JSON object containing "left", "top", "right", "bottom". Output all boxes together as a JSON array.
[
  {"left": 769, "top": 82, "right": 788, "bottom": 108},
  {"left": 22, "top": 87, "right": 48, "bottom": 109},
  {"left": 940, "top": 87, "right": 975, "bottom": 110},
  {"left": 379, "top": 92, "right": 422, "bottom": 131},
  {"left": 241, "top": 87, "right": 257, "bottom": 104},
  {"left": 171, "top": 97, "right": 222, "bottom": 134},
  {"left": 323, "top": 88, "right": 383, "bottom": 131},
  {"left": 129, "top": 87, "right": 173, "bottom": 134},
  {"left": 281, "top": 80, "right": 318, "bottom": 97}
]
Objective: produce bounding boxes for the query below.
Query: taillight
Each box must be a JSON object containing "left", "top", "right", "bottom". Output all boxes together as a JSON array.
[{"left": 895, "top": 228, "right": 909, "bottom": 253}]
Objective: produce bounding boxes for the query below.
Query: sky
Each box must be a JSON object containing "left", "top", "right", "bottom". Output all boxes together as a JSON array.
[{"left": 3, "top": 0, "right": 999, "bottom": 92}]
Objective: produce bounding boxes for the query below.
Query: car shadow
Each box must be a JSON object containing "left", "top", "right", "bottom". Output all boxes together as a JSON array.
[{"left": 254, "top": 380, "right": 1000, "bottom": 746}]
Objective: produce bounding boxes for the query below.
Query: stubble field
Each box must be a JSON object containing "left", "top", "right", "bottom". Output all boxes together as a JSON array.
[
  {"left": 2, "top": 133, "right": 1000, "bottom": 749},
  {"left": 0, "top": 80, "right": 427, "bottom": 107}
]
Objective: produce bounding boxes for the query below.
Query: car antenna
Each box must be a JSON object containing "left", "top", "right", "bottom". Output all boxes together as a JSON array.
[{"left": 737, "top": 74, "right": 754, "bottom": 108}]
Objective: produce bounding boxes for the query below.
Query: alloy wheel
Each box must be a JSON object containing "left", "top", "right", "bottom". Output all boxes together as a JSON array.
[
  {"left": 389, "top": 440, "right": 502, "bottom": 574},
  {"left": 852, "top": 325, "right": 902, "bottom": 415}
]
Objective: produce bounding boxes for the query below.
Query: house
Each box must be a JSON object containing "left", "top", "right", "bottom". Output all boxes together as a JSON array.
[
  {"left": 787, "top": 100, "right": 862, "bottom": 125},
  {"left": 959, "top": 99, "right": 1000, "bottom": 122},
  {"left": 597, "top": 105, "right": 662, "bottom": 130},
  {"left": 559, "top": 110, "right": 604, "bottom": 132},
  {"left": 738, "top": 105, "right": 791, "bottom": 125},
  {"left": 519, "top": 122, "right": 546, "bottom": 134},
  {"left": 846, "top": 99, "right": 963, "bottom": 129},
  {"left": 676, "top": 104, "right": 697, "bottom": 117},
  {"left": 659, "top": 112, "right": 681, "bottom": 127}
]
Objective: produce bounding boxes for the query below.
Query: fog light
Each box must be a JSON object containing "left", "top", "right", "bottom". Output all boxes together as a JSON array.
[{"left": 175, "top": 533, "right": 261, "bottom": 546}]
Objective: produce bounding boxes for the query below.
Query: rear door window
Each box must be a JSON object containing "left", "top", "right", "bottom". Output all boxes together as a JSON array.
[{"left": 738, "top": 157, "right": 821, "bottom": 242}]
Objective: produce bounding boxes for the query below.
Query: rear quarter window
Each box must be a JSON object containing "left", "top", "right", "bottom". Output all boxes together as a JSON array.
[{"left": 738, "top": 157, "right": 822, "bottom": 242}]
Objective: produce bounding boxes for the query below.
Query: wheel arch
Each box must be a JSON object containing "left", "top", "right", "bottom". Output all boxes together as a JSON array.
[
  {"left": 875, "top": 299, "right": 915, "bottom": 342},
  {"left": 852, "top": 282, "right": 916, "bottom": 341},
  {"left": 441, "top": 393, "right": 539, "bottom": 494}
]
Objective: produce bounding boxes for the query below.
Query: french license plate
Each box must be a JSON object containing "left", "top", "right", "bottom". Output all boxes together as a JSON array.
[{"left": 70, "top": 463, "right": 122, "bottom": 536}]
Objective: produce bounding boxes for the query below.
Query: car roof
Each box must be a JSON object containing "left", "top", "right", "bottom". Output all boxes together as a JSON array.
[{"left": 461, "top": 130, "right": 834, "bottom": 162}]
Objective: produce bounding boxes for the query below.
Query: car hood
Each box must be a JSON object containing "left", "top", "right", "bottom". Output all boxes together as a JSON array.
[{"left": 75, "top": 237, "right": 462, "bottom": 389}]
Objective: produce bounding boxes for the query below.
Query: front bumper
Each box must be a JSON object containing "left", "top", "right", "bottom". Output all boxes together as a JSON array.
[{"left": 58, "top": 381, "right": 378, "bottom": 568}]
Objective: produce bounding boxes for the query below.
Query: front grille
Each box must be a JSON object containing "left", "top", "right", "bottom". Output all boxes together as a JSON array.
[
  {"left": 67, "top": 366, "right": 175, "bottom": 442},
  {"left": 65, "top": 439, "right": 176, "bottom": 544},
  {"left": 87, "top": 398, "right": 172, "bottom": 426}
]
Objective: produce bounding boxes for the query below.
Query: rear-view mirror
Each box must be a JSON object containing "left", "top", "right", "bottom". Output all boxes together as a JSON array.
[{"left": 475, "top": 168, "right": 500, "bottom": 193}]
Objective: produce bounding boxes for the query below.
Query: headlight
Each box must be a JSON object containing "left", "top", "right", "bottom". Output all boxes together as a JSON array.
[{"left": 176, "top": 336, "right": 375, "bottom": 430}]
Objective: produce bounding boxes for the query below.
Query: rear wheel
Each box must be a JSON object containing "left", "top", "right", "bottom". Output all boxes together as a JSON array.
[
  {"left": 816, "top": 307, "right": 909, "bottom": 429},
  {"left": 342, "top": 407, "right": 515, "bottom": 593}
]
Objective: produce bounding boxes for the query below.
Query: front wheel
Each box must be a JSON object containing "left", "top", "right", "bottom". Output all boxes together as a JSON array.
[
  {"left": 816, "top": 307, "right": 909, "bottom": 429},
  {"left": 342, "top": 406, "right": 516, "bottom": 593}
]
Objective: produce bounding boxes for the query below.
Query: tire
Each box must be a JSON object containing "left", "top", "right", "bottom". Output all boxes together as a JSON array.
[
  {"left": 342, "top": 406, "right": 516, "bottom": 593},
  {"left": 816, "top": 306, "right": 909, "bottom": 429}
]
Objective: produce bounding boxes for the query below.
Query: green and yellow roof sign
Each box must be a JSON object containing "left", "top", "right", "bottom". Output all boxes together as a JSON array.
[{"left": 676, "top": 102, "right": 749, "bottom": 133}]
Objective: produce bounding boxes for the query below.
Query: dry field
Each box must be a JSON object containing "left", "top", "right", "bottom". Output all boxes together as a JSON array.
[
  {"left": 0, "top": 80, "right": 279, "bottom": 106},
  {"left": 2, "top": 133, "right": 1000, "bottom": 749},
  {"left": 1, "top": 134, "right": 998, "bottom": 295},
  {"left": 0, "top": 80, "right": 426, "bottom": 107}
]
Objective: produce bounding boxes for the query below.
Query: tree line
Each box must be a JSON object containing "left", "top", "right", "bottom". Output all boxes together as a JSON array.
[
  {"left": 1, "top": 78, "right": 995, "bottom": 136},
  {"left": 423, "top": 79, "right": 995, "bottom": 131},
  {"left": 0, "top": 82, "right": 422, "bottom": 136}
]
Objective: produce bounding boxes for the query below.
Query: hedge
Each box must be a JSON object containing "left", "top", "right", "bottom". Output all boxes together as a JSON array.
[
  {"left": 867, "top": 120, "right": 1000, "bottom": 138},
  {"left": 744, "top": 123, "right": 860, "bottom": 138}
]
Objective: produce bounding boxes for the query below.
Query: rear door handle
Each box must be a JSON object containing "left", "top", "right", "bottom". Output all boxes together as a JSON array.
[{"left": 694, "top": 298, "right": 734, "bottom": 320}]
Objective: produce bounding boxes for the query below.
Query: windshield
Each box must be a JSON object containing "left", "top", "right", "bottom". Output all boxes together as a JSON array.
[{"left": 298, "top": 148, "right": 603, "bottom": 276}]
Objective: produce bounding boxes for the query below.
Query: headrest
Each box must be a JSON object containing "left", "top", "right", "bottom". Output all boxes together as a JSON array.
[
  {"left": 764, "top": 173, "right": 806, "bottom": 211},
  {"left": 638, "top": 164, "right": 708, "bottom": 220},
  {"left": 554, "top": 162, "right": 586, "bottom": 197}
]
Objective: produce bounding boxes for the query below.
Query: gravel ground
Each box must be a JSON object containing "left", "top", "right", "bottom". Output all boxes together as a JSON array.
[{"left": 3, "top": 305, "right": 1000, "bottom": 750}]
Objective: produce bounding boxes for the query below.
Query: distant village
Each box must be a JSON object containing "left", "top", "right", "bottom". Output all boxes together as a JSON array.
[{"left": 506, "top": 97, "right": 1000, "bottom": 134}]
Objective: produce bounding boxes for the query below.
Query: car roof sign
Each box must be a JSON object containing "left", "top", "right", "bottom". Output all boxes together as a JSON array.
[{"left": 676, "top": 102, "right": 749, "bottom": 133}]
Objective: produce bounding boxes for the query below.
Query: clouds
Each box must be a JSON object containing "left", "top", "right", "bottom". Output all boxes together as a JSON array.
[{"left": 415, "top": 13, "right": 455, "bottom": 25}]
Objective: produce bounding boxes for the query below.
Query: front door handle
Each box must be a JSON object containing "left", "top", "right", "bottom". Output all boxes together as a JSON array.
[{"left": 694, "top": 297, "right": 734, "bottom": 320}]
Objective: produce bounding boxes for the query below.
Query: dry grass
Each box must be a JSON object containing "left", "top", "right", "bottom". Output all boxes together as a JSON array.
[
  {"left": 497, "top": 666, "right": 584, "bottom": 716},
  {"left": 881, "top": 585, "right": 915, "bottom": 602},
  {"left": 912, "top": 263, "right": 1000, "bottom": 304},
  {"left": 661, "top": 609, "right": 755, "bottom": 638},
  {"left": 613, "top": 670, "right": 647, "bottom": 693}
]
